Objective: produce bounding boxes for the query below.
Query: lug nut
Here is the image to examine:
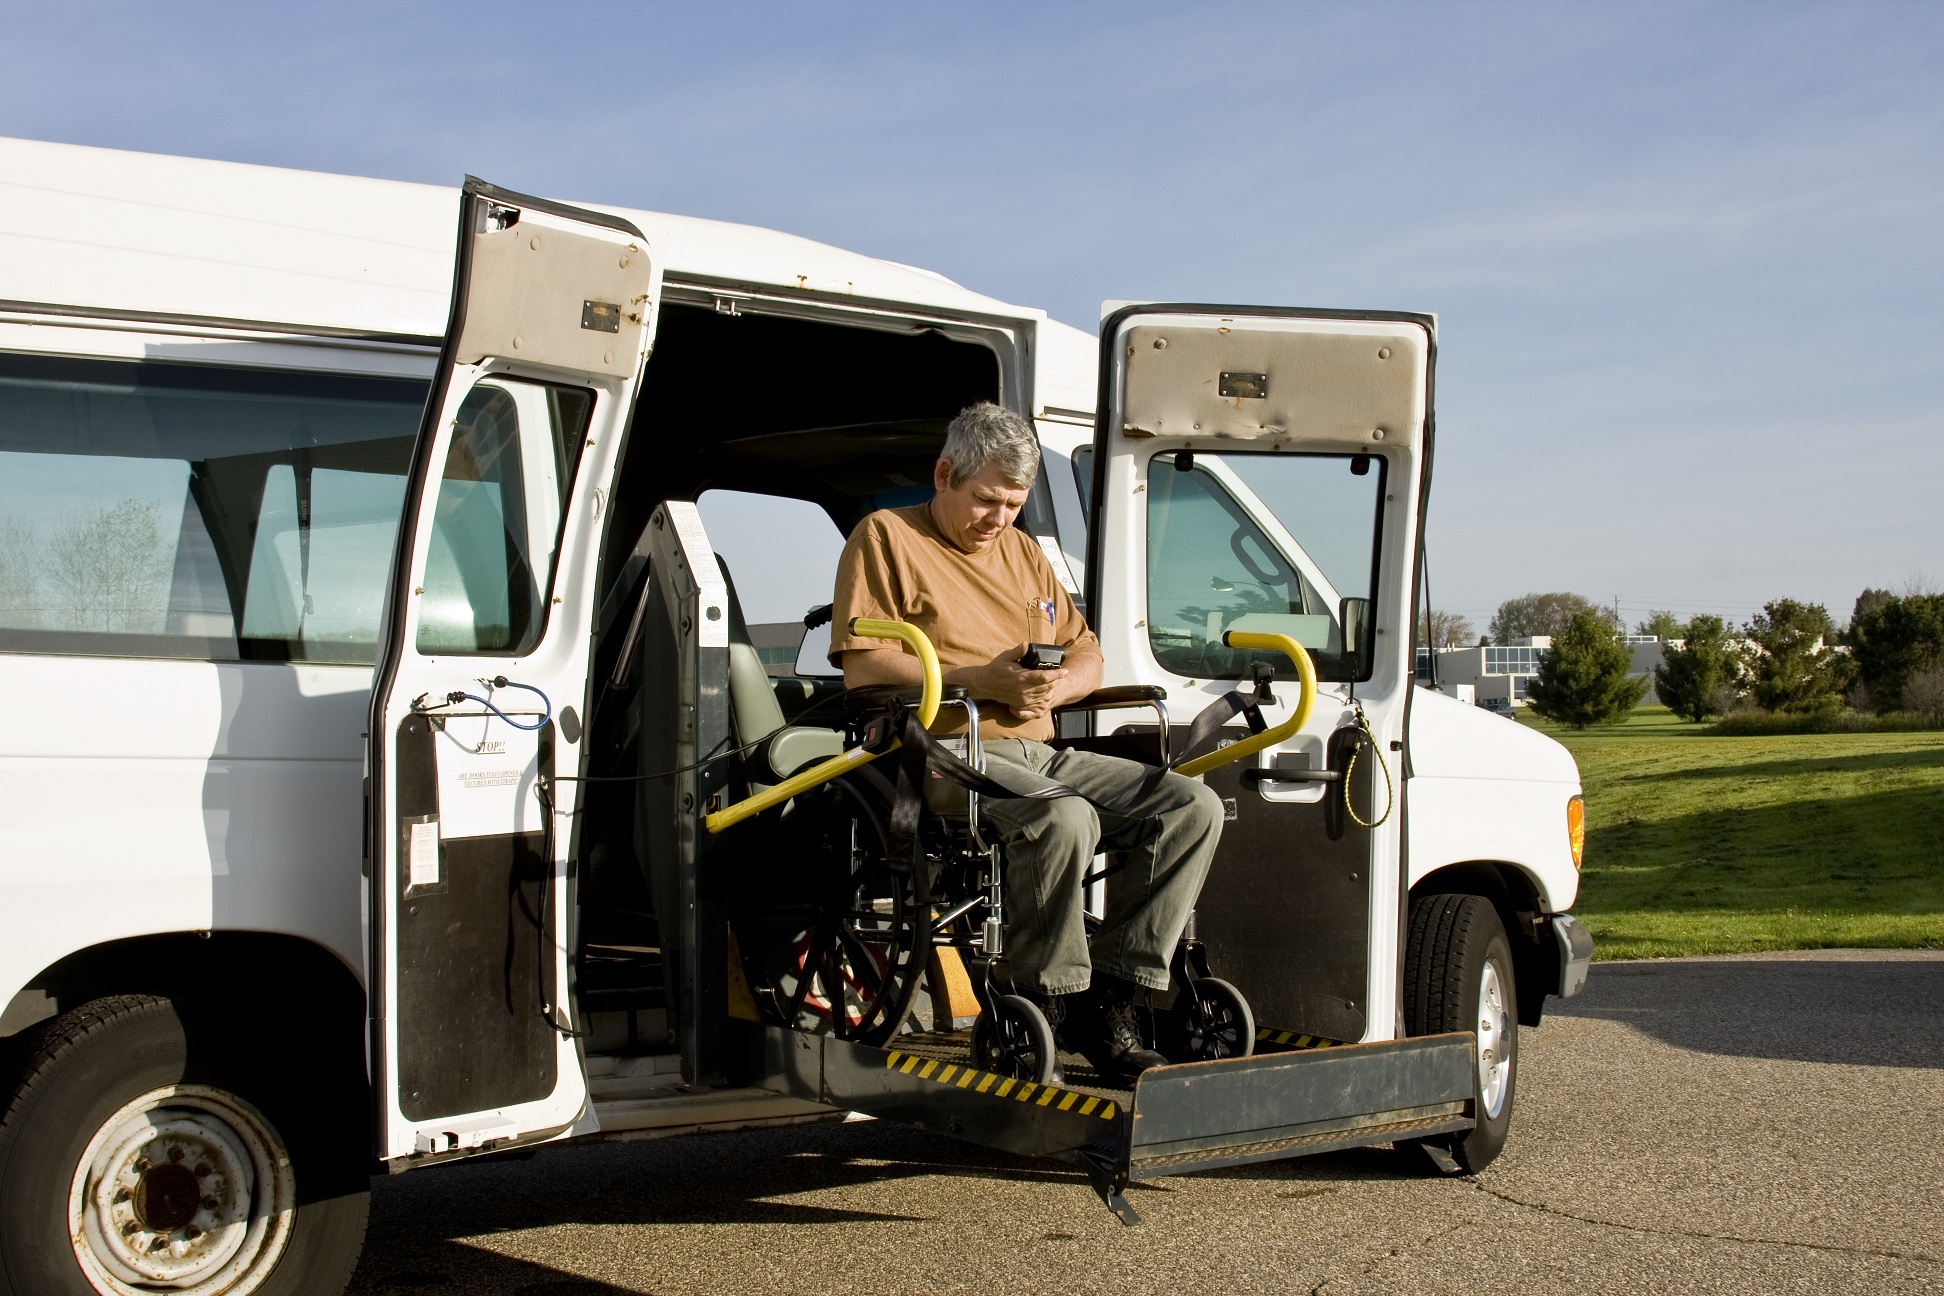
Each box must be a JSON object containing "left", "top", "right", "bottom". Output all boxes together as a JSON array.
[
  {"left": 194, "top": 1163, "right": 212, "bottom": 1178},
  {"left": 167, "top": 1146, "right": 185, "bottom": 1162},
  {"left": 136, "top": 1157, "right": 152, "bottom": 1171},
  {"left": 183, "top": 1226, "right": 202, "bottom": 1241},
  {"left": 122, "top": 1221, "right": 139, "bottom": 1237},
  {"left": 202, "top": 1196, "right": 219, "bottom": 1211}
]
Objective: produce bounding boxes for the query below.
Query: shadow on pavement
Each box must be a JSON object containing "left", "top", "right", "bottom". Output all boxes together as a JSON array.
[
  {"left": 348, "top": 956, "right": 1944, "bottom": 1288},
  {"left": 1555, "top": 956, "right": 1944, "bottom": 1068},
  {"left": 352, "top": 1244, "right": 645, "bottom": 1294},
  {"left": 346, "top": 1114, "right": 1422, "bottom": 1290},
  {"left": 349, "top": 1119, "right": 1067, "bottom": 1253}
]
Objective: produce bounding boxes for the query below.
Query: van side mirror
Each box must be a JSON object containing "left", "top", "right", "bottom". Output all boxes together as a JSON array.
[{"left": 1339, "top": 597, "right": 1371, "bottom": 675}]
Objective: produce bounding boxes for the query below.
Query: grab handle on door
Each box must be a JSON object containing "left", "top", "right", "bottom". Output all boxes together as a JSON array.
[{"left": 1173, "top": 631, "right": 1318, "bottom": 779}]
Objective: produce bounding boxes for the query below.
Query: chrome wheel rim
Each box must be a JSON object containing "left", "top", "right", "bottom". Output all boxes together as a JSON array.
[
  {"left": 1476, "top": 960, "right": 1512, "bottom": 1119},
  {"left": 69, "top": 1084, "right": 296, "bottom": 1296}
]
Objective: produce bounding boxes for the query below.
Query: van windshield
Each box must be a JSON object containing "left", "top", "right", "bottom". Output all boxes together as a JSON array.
[{"left": 0, "top": 353, "right": 427, "bottom": 662}]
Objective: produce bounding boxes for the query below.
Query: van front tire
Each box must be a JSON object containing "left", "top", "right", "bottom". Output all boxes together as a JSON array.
[
  {"left": 0, "top": 994, "right": 369, "bottom": 1296},
  {"left": 1403, "top": 893, "right": 1519, "bottom": 1173}
]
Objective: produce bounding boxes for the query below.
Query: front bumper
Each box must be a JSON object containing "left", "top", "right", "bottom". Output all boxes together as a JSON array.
[{"left": 1552, "top": 913, "right": 1594, "bottom": 997}]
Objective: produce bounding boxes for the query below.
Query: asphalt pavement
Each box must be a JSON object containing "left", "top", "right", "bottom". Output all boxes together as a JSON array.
[{"left": 347, "top": 949, "right": 1944, "bottom": 1295}]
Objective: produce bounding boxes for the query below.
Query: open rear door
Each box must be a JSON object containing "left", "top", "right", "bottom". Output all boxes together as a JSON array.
[
  {"left": 1085, "top": 304, "right": 1432, "bottom": 1044},
  {"left": 368, "top": 180, "right": 658, "bottom": 1163}
]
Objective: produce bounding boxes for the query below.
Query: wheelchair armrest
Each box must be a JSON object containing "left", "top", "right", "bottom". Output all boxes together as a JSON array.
[
  {"left": 1052, "top": 686, "right": 1169, "bottom": 761},
  {"left": 1052, "top": 684, "right": 1169, "bottom": 713},
  {"left": 842, "top": 682, "right": 969, "bottom": 719}
]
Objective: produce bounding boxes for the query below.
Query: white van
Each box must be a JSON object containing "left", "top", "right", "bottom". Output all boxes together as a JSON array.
[{"left": 0, "top": 138, "right": 1590, "bottom": 1295}]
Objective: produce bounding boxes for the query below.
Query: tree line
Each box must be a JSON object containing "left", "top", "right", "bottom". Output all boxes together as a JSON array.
[
  {"left": 1416, "top": 591, "right": 1626, "bottom": 650},
  {"left": 1419, "top": 588, "right": 1944, "bottom": 730},
  {"left": 0, "top": 501, "right": 174, "bottom": 635}
]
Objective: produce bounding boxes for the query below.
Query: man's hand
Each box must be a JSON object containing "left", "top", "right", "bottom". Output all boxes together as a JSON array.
[
  {"left": 974, "top": 644, "right": 1069, "bottom": 721},
  {"left": 843, "top": 641, "right": 1100, "bottom": 722}
]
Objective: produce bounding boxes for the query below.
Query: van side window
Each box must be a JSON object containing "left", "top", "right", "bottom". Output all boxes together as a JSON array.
[
  {"left": 415, "top": 378, "right": 593, "bottom": 656},
  {"left": 0, "top": 353, "right": 425, "bottom": 662}
]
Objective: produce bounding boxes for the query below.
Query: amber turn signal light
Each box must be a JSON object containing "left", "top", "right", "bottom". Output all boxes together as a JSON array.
[{"left": 1566, "top": 795, "right": 1585, "bottom": 870}]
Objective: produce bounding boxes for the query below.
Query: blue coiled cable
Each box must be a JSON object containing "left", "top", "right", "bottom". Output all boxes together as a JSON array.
[{"left": 445, "top": 676, "right": 552, "bottom": 731}]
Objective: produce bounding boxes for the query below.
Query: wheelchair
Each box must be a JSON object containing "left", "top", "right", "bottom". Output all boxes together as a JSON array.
[{"left": 722, "top": 632, "right": 1261, "bottom": 1088}]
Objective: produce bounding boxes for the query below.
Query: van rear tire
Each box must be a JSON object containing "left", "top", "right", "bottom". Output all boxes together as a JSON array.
[
  {"left": 0, "top": 994, "right": 369, "bottom": 1296},
  {"left": 1403, "top": 894, "right": 1518, "bottom": 1173}
]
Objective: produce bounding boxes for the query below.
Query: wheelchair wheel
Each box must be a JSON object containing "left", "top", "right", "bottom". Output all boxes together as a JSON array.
[
  {"left": 1163, "top": 977, "right": 1255, "bottom": 1062},
  {"left": 969, "top": 994, "right": 1060, "bottom": 1086},
  {"left": 736, "top": 775, "right": 929, "bottom": 1047}
]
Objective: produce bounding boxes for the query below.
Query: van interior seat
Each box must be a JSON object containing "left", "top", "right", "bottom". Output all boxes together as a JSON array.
[{"left": 718, "top": 557, "right": 846, "bottom": 790}]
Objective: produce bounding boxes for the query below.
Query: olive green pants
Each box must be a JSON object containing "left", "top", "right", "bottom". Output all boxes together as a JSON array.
[{"left": 972, "top": 739, "right": 1225, "bottom": 996}]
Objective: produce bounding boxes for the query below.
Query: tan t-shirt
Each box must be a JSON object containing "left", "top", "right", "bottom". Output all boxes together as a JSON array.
[{"left": 829, "top": 504, "right": 1098, "bottom": 741}]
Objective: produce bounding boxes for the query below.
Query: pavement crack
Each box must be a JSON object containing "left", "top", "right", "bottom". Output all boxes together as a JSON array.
[
  {"left": 1467, "top": 1179, "right": 1941, "bottom": 1265},
  {"left": 1309, "top": 1219, "right": 1471, "bottom": 1294}
]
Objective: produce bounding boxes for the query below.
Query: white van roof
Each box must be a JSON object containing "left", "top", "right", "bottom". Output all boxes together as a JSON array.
[
  {"left": 1033, "top": 318, "right": 1100, "bottom": 417},
  {"left": 0, "top": 136, "right": 1052, "bottom": 347}
]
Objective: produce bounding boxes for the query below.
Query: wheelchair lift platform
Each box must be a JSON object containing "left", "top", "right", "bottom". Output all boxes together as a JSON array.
[
  {"left": 636, "top": 518, "right": 1481, "bottom": 1221},
  {"left": 755, "top": 1023, "right": 1478, "bottom": 1223}
]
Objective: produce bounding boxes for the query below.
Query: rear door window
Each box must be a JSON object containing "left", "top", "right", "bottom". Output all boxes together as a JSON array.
[
  {"left": 414, "top": 378, "right": 592, "bottom": 655},
  {"left": 1146, "top": 450, "right": 1385, "bottom": 682}
]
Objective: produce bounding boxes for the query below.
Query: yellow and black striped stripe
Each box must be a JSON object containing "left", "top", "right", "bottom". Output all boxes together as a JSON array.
[
  {"left": 1256, "top": 1027, "right": 1341, "bottom": 1050},
  {"left": 882, "top": 1051, "right": 1119, "bottom": 1121}
]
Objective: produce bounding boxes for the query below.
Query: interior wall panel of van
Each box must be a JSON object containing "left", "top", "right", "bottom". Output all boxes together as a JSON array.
[
  {"left": 599, "top": 303, "right": 1000, "bottom": 602},
  {"left": 571, "top": 301, "right": 1001, "bottom": 1026}
]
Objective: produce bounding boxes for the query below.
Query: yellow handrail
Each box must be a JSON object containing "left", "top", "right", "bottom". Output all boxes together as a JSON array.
[
  {"left": 703, "top": 617, "right": 941, "bottom": 834},
  {"left": 1172, "top": 631, "right": 1319, "bottom": 778}
]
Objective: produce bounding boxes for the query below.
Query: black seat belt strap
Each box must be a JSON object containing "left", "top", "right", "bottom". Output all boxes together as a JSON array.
[{"left": 1121, "top": 688, "right": 1266, "bottom": 803}]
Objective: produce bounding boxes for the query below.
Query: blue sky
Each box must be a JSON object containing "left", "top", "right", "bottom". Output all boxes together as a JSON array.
[{"left": 4, "top": 1, "right": 1938, "bottom": 632}]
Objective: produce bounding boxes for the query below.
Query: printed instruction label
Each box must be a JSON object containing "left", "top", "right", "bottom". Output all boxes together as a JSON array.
[
  {"left": 433, "top": 714, "right": 544, "bottom": 840},
  {"left": 1036, "top": 536, "right": 1081, "bottom": 594},
  {"left": 408, "top": 821, "right": 440, "bottom": 888},
  {"left": 458, "top": 769, "right": 523, "bottom": 790}
]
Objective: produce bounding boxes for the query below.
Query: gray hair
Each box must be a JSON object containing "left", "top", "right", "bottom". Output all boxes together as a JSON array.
[{"left": 939, "top": 401, "right": 1041, "bottom": 488}]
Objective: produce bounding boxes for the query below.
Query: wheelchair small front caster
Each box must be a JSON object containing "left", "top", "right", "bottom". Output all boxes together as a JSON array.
[
  {"left": 970, "top": 993, "right": 1062, "bottom": 1086},
  {"left": 1162, "top": 977, "right": 1255, "bottom": 1062}
]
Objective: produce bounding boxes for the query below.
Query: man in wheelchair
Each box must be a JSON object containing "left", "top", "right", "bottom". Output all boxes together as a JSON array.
[{"left": 830, "top": 403, "right": 1226, "bottom": 1085}]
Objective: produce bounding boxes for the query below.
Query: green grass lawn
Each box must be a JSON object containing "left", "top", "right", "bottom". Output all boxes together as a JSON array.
[{"left": 1521, "top": 706, "right": 1944, "bottom": 959}]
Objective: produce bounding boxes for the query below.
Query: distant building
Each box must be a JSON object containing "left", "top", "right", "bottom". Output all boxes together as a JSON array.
[
  {"left": 1417, "top": 634, "right": 1675, "bottom": 708},
  {"left": 1420, "top": 637, "right": 1551, "bottom": 708},
  {"left": 1629, "top": 640, "right": 1668, "bottom": 700},
  {"left": 747, "top": 621, "right": 809, "bottom": 677}
]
